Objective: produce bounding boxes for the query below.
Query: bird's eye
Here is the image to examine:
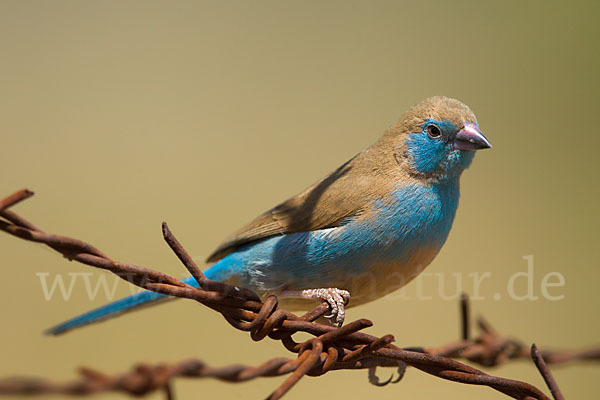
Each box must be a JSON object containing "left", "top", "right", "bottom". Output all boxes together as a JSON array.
[{"left": 426, "top": 124, "right": 442, "bottom": 139}]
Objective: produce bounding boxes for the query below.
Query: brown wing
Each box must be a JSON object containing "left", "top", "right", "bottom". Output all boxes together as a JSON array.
[{"left": 206, "top": 155, "right": 384, "bottom": 262}]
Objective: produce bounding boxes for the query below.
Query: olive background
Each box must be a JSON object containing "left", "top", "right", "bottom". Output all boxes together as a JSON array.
[{"left": 1, "top": 1, "right": 598, "bottom": 399}]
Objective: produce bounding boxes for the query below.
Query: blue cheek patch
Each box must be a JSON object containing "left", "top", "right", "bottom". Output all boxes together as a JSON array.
[
  {"left": 405, "top": 119, "right": 474, "bottom": 177},
  {"left": 405, "top": 131, "right": 447, "bottom": 174}
]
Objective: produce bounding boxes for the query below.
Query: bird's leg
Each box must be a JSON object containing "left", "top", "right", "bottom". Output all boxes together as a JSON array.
[{"left": 280, "top": 288, "right": 350, "bottom": 327}]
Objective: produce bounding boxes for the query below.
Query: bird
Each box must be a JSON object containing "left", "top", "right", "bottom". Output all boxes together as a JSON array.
[{"left": 47, "top": 96, "right": 491, "bottom": 335}]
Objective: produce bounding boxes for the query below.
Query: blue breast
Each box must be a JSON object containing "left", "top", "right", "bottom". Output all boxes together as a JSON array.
[
  {"left": 205, "top": 180, "right": 460, "bottom": 293},
  {"left": 370, "top": 179, "right": 460, "bottom": 259}
]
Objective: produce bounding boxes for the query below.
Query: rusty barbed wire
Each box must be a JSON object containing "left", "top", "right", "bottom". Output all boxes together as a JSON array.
[
  {"left": 0, "top": 188, "right": 598, "bottom": 399},
  {"left": 424, "top": 294, "right": 600, "bottom": 368}
]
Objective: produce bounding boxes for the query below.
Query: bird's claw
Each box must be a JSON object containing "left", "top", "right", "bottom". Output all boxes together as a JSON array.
[{"left": 301, "top": 288, "right": 350, "bottom": 327}]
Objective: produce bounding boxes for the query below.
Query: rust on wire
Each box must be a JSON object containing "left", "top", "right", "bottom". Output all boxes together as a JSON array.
[
  {"left": 0, "top": 188, "right": 33, "bottom": 211},
  {"left": 0, "top": 188, "right": 598, "bottom": 399},
  {"left": 531, "top": 344, "right": 565, "bottom": 400}
]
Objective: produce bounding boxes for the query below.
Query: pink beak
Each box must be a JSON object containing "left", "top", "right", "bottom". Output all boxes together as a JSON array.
[{"left": 453, "top": 122, "right": 492, "bottom": 151}]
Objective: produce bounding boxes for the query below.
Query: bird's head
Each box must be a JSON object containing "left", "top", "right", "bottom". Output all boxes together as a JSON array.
[{"left": 388, "top": 96, "right": 491, "bottom": 181}]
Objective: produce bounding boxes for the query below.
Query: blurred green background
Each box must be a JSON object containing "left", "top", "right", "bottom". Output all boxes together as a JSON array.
[{"left": 1, "top": 1, "right": 598, "bottom": 399}]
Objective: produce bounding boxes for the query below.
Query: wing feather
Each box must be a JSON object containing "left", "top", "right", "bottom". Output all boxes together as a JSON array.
[
  {"left": 206, "top": 140, "right": 403, "bottom": 263},
  {"left": 206, "top": 157, "right": 366, "bottom": 262}
]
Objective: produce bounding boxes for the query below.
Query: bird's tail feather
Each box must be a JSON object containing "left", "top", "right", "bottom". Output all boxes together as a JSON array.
[{"left": 45, "top": 276, "right": 200, "bottom": 335}]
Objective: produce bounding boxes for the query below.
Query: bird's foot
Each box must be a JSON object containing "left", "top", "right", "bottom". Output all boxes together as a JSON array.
[{"left": 301, "top": 288, "right": 350, "bottom": 327}]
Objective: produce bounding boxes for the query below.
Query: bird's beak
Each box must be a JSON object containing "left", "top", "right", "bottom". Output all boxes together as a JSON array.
[{"left": 453, "top": 122, "right": 492, "bottom": 151}]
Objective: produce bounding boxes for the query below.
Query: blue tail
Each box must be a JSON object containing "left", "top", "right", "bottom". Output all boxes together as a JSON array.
[{"left": 45, "top": 276, "right": 201, "bottom": 335}]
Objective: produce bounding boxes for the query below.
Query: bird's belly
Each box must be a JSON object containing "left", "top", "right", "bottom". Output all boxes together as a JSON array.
[
  {"left": 345, "top": 245, "right": 440, "bottom": 306},
  {"left": 249, "top": 243, "right": 442, "bottom": 311}
]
